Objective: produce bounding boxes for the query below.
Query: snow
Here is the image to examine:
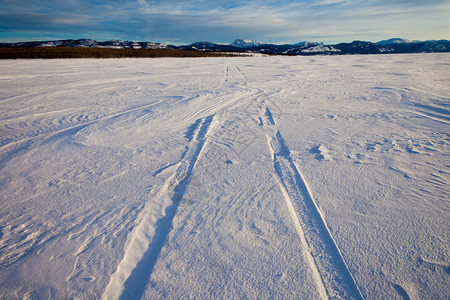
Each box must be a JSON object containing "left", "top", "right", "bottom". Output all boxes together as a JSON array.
[
  {"left": 300, "top": 45, "right": 340, "bottom": 53},
  {"left": 0, "top": 54, "right": 449, "bottom": 299},
  {"left": 36, "top": 41, "right": 62, "bottom": 47},
  {"left": 294, "top": 41, "right": 324, "bottom": 47},
  {"left": 230, "top": 39, "right": 264, "bottom": 48}
]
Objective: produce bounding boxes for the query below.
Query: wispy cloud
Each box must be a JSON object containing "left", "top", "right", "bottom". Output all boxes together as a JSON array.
[{"left": 0, "top": 0, "right": 449, "bottom": 43}]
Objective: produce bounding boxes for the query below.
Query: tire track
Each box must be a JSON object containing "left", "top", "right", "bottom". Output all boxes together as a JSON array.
[
  {"left": 102, "top": 115, "right": 217, "bottom": 300},
  {"left": 259, "top": 104, "right": 364, "bottom": 300}
]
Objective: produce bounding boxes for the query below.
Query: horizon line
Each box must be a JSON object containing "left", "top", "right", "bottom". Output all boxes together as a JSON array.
[{"left": 2, "top": 37, "right": 450, "bottom": 46}]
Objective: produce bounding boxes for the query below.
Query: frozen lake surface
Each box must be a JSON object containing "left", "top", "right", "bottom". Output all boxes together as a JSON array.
[{"left": 0, "top": 54, "right": 449, "bottom": 299}]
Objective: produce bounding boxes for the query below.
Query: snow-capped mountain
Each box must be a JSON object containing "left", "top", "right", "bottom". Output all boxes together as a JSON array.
[
  {"left": 0, "top": 39, "right": 168, "bottom": 49},
  {"left": 334, "top": 40, "right": 389, "bottom": 54},
  {"left": 299, "top": 45, "right": 340, "bottom": 53},
  {"left": 230, "top": 39, "right": 264, "bottom": 48},
  {"left": 293, "top": 41, "right": 323, "bottom": 47},
  {"left": 187, "top": 41, "right": 219, "bottom": 50},
  {"left": 177, "top": 41, "right": 241, "bottom": 52},
  {"left": 1, "top": 38, "right": 449, "bottom": 56}
]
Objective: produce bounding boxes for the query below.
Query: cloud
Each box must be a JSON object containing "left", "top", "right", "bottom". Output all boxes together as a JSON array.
[
  {"left": 127, "top": 0, "right": 450, "bottom": 43},
  {"left": 0, "top": 0, "right": 449, "bottom": 43}
]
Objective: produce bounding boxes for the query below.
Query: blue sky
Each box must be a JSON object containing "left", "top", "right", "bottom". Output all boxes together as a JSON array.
[{"left": 0, "top": 0, "right": 449, "bottom": 44}]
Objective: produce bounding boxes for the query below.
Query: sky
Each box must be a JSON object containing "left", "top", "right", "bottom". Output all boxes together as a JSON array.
[{"left": 0, "top": 0, "right": 449, "bottom": 44}]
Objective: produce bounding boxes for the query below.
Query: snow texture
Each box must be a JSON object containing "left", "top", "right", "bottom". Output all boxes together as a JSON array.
[{"left": 0, "top": 54, "right": 449, "bottom": 299}]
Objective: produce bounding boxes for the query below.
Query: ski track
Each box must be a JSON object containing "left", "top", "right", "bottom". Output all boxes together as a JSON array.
[
  {"left": 259, "top": 104, "right": 365, "bottom": 300},
  {"left": 105, "top": 63, "right": 366, "bottom": 299},
  {"left": 104, "top": 65, "right": 263, "bottom": 300},
  {"left": 103, "top": 115, "right": 217, "bottom": 300},
  {"left": 104, "top": 64, "right": 257, "bottom": 299}
]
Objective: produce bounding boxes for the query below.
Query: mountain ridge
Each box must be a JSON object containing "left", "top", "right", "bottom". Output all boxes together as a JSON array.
[
  {"left": 1, "top": 38, "right": 449, "bottom": 55},
  {"left": 230, "top": 39, "right": 264, "bottom": 48}
]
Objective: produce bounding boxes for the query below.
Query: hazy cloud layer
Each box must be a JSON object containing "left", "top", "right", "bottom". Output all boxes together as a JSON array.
[{"left": 0, "top": 0, "right": 449, "bottom": 43}]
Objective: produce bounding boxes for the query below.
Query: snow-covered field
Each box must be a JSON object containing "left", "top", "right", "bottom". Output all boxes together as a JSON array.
[{"left": 0, "top": 54, "right": 449, "bottom": 299}]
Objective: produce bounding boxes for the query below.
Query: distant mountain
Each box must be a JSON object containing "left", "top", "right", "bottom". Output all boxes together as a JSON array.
[
  {"left": 334, "top": 40, "right": 389, "bottom": 54},
  {"left": 178, "top": 41, "right": 242, "bottom": 52},
  {"left": 376, "top": 38, "right": 415, "bottom": 46},
  {"left": 249, "top": 43, "right": 340, "bottom": 55},
  {"left": 293, "top": 41, "right": 323, "bottom": 47},
  {"left": 230, "top": 39, "right": 264, "bottom": 48},
  {"left": 419, "top": 40, "right": 450, "bottom": 52},
  {"left": 1, "top": 38, "right": 449, "bottom": 56},
  {"left": 0, "top": 39, "right": 168, "bottom": 49},
  {"left": 375, "top": 39, "right": 450, "bottom": 53}
]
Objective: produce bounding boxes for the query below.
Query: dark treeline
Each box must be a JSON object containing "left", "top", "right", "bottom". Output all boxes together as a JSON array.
[{"left": 0, "top": 47, "right": 237, "bottom": 59}]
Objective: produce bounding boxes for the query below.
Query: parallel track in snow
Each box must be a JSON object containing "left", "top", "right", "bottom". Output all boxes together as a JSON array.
[
  {"left": 103, "top": 64, "right": 268, "bottom": 299},
  {"left": 259, "top": 105, "right": 364, "bottom": 300},
  {"left": 103, "top": 64, "right": 364, "bottom": 299}
]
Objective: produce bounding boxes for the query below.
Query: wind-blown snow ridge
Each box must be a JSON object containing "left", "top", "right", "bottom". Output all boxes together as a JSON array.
[
  {"left": 259, "top": 104, "right": 364, "bottom": 300},
  {"left": 103, "top": 115, "right": 217, "bottom": 300}
]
